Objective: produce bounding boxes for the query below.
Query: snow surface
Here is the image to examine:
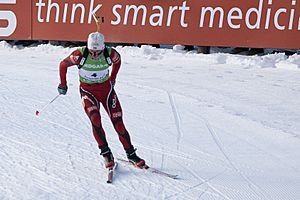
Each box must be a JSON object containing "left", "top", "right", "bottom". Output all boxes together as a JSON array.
[{"left": 0, "top": 41, "right": 300, "bottom": 200}]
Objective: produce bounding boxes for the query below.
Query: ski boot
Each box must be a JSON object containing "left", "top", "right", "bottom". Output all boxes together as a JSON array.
[
  {"left": 100, "top": 147, "right": 115, "bottom": 169},
  {"left": 126, "top": 148, "right": 145, "bottom": 168}
]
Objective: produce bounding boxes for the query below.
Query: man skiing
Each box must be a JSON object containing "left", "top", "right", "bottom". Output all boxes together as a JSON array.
[{"left": 57, "top": 32, "right": 145, "bottom": 169}]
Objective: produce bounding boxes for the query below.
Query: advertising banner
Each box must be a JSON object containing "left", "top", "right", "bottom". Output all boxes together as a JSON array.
[
  {"left": 0, "top": 0, "right": 31, "bottom": 40},
  {"left": 1, "top": 0, "right": 300, "bottom": 49}
]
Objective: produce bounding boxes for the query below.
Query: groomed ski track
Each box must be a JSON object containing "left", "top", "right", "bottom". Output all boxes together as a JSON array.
[{"left": 0, "top": 43, "right": 299, "bottom": 200}]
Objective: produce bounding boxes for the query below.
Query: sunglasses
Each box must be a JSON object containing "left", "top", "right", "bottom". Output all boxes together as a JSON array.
[{"left": 89, "top": 50, "right": 103, "bottom": 58}]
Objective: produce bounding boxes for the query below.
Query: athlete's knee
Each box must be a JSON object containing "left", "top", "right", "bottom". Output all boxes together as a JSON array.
[{"left": 90, "top": 113, "right": 101, "bottom": 127}]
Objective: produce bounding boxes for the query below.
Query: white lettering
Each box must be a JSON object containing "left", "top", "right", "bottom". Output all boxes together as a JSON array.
[
  {"left": 35, "top": 0, "right": 101, "bottom": 24},
  {"left": 265, "top": 0, "right": 273, "bottom": 29},
  {"left": 0, "top": 0, "right": 17, "bottom": 37},
  {"left": 289, "top": 9, "right": 295, "bottom": 30},
  {"left": 112, "top": 95, "right": 117, "bottom": 109},
  {"left": 46, "top": 0, "right": 60, "bottom": 23},
  {"left": 0, "top": 0, "right": 16, "bottom": 3},
  {"left": 274, "top": 8, "right": 287, "bottom": 30},
  {"left": 63, "top": 4, "right": 68, "bottom": 23},
  {"left": 88, "top": 0, "right": 102, "bottom": 24},
  {"left": 111, "top": 3, "right": 187, "bottom": 27},
  {"left": 111, "top": 4, "right": 122, "bottom": 25},
  {"left": 179, "top": 1, "right": 190, "bottom": 28},
  {"left": 245, "top": 0, "right": 263, "bottom": 29},
  {"left": 265, "top": 8, "right": 271, "bottom": 29},
  {"left": 289, "top": 0, "right": 297, "bottom": 30},
  {"left": 167, "top": 6, "right": 178, "bottom": 26},
  {"left": 33, "top": 0, "right": 300, "bottom": 32},
  {"left": 112, "top": 112, "right": 122, "bottom": 118},
  {"left": 227, "top": 7, "right": 242, "bottom": 29},
  {"left": 84, "top": 64, "right": 106, "bottom": 69},
  {"left": 197, "top": 0, "right": 299, "bottom": 31},
  {"left": 71, "top": 3, "right": 85, "bottom": 23},
  {"left": 0, "top": 11, "right": 17, "bottom": 36},
  {"left": 200, "top": 7, "right": 224, "bottom": 28},
  {"left": 149, "top": 6, "right": 163, "bottom": 26},
  {"left": 36, "top": 0, "right": 45, "bottom": 22},
  {"left": 124, "top": 5, "right": 147, "bottom": 25}
]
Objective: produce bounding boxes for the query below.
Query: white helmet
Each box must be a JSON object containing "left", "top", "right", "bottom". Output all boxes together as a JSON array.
[{"left": 87, "top": 32, "right": 105, "bottom": 50}]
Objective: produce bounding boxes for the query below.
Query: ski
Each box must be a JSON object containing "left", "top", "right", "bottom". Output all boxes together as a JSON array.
[
  {"left": 116, "top": 158, "right": 178, "bottom": 179},
  {"left": 106, "top": 162, "right": 118, "bottom": 184}
]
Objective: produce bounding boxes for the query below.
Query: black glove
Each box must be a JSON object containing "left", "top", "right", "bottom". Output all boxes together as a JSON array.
[{"left": 57, "top": 84, "right": 68, "bottom": 95}]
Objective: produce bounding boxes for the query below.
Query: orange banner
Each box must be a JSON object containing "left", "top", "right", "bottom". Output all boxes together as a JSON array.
[
  {"left": 1, "top": 0, "right": 300, "bottom": 49},
  {"left": 0, "top": 0, "right": 31, "bottom": 40}
]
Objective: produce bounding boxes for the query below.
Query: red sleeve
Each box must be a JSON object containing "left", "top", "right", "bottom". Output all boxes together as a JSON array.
[
  {"left": 110, "top": 48, "right": 121, "bottom": 81},
  {"left": 59, "top": 49, "right": 82, "bottom": 86}
]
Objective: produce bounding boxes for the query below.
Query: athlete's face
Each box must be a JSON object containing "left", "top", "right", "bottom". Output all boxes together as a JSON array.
[{"left": 89, "top": 49, "right": 103, "bottom": 60}]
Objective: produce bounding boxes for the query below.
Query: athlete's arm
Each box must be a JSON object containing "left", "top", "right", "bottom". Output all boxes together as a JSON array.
[
  {"left": 109, "top": 48, "right": 121, "bottom": 81},
  {"left": 59, "top": 49, "right": 82, "bottom": 86}
]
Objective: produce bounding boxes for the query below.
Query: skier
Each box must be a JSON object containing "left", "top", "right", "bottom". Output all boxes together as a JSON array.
[{"left": 57, "top": 32, "right": 145, "bottom": 169}]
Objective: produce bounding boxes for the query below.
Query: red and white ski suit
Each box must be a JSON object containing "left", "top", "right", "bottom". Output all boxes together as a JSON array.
[{"left": 59, "top": 48, "right": 134, "bottom": 151}]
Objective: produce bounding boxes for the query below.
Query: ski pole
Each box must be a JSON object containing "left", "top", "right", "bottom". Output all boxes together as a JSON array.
[{"left": 35, "top": 94, "right": 60, "bottom": 116}]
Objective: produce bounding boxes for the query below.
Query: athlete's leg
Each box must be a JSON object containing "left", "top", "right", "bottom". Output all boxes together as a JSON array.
[
  {"left": 104, "top": 87, "right": 145, "bottom": 167},
  {"left": 104, "top": 88, "right": 134, "bottom": 151},
  {"left": 80, "top": 88, "right": 109, "bottom": 150}
]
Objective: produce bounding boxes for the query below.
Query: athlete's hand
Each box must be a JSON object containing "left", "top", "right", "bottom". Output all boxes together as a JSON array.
[{"left": 57, "top": 84, "right": 68, "bottom": 95}]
